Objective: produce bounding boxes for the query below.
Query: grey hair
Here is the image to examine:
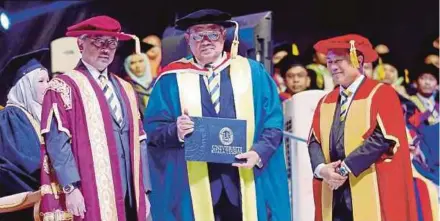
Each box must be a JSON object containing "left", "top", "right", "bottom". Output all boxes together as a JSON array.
[{"left": 78, "top": 34, "right": 88, "bottom": 40}]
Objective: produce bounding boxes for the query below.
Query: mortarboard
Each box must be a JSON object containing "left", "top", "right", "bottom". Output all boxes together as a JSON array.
[
  {"left": 175, "top": 9, "right": 240, "bottom": 59},
  {"left": 277, "top": 54, "right": 307, "bottom": 77},
  {"left": 273, "top": 42, "right": 300, "bottom": 67},
  {"left": 0, "top": 48, "right": 49, "bottom": 105},
  {"left": 374, "top": 44, "right": 411, "bottom": 84},
  {"left": 175, "top": 9, "right": 234, "bottom": 31},
  {"left": 118, "top": 40, "right": 154, "bottom": 58},
  {"left": 314, "top": 34, "right": 378, "bottom": 68},
  {"left": 273, "top": 42, "right": 300, "bottom": 56},
  {"left": 412, "top": 63, "right": 439, "bottom": 82},
  {"left": 277, "top": 54, "right": 320, "bottom": 89},
  {"left": 273, "top": 42, "right": 290, "bottom": 55},
  {"left": 141, "top": 41, "right": 155, "bottom": 53}
]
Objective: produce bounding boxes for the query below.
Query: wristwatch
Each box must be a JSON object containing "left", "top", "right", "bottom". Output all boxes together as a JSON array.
[
  {"left": 63, "top": 184, "right": 75, "bottom": 194},
  {"left": 337, "top": 164, "right": 349, "bottom": 177},
  {"left": 63, "top": 182, "right": 79, "bottom": 194}
]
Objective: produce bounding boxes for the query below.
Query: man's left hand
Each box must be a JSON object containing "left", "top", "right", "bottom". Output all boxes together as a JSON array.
[{"left": 232, "top": 151, "right": 261, "bottom": 169}]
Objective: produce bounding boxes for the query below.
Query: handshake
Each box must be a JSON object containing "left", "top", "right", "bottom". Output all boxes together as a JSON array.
[{"left": 318, "top": 160, "right": 349, "bottom": 190}]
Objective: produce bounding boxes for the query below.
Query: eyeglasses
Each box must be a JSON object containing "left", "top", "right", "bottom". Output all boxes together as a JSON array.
[
  {"left": 88, "top": 37, "right": 118, "bottom": 49},
  {"left": 189, "top": 30, "right": 222, "bottom": 42}
]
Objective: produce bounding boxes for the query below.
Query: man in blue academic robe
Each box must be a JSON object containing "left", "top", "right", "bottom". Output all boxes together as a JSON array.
[{"left": 144, "top": 9, "right": 291, "bottom": 221}]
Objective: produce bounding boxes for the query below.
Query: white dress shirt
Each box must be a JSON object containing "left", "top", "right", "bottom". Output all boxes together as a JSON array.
[
  {"left": 178, "top": 53, "right": 227, "bottom": 142},
  {"left": 81, "top": 59, "right": 122, "bottom": 110}
]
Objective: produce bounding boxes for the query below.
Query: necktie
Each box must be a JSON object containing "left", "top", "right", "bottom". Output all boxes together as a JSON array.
[
  {"left": 339, "top": 89, "right": 352, "bottom": 122},
  {"left": 207, "top": 66, "right": 220, "bottom": 113},
  {"left": 99, "top": 74, "right": 122, "bottom": 125}
]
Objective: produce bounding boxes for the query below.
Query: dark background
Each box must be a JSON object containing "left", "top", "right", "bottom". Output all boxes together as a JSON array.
[{"left": 0, "top": 0, "right": 438, "bottom": 73}]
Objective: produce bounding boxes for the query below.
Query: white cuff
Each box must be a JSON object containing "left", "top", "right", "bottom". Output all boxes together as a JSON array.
[
  {"left": 341, "top": 161, "right": 352, "bottom": 173},
  {"left": 256, "top": 158, "right": 263, "bottom": 168},
  {"left": 314, "top": 163, "right": 325, "bottom": 178}
]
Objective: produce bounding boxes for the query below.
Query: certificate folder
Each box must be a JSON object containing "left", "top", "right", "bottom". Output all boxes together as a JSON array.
[{"left": 185, "top": 117, "right": 247, "bottom": 164}]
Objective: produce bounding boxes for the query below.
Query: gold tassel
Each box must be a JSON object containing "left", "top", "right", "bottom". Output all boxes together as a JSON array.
[
  {"left": 349, "top": 40, "right": 360, "bottom": 69},
  {"left": 231, "top": 40, "right": 239, "bottom": 59},
  {"left": 377, "top": 57, "right": 385, "bottom": 80},
  {"left": 404, "top": 69, "right": 410, "bottom": 84},
  {"left": 229, "top": 21, "right": 240, "bottom": 59},
  {"left": 292, "top": 43, "right": 299, "bottom": 56}
]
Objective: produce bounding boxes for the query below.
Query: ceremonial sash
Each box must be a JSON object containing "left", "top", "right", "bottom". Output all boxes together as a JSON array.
[{"left": 67, "top": 70, "right": 119, "bottom": 220}]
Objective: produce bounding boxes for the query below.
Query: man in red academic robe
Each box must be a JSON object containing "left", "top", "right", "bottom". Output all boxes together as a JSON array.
[{"left": 308, "top": 34, "right": 418, "bottom": 221}]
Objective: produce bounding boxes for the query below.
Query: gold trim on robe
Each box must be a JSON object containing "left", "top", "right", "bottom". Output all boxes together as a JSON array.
[
  {"left": 174, "top": 56, "right": 257, "bottom": 221},
  {"left": 65, "top": 70, "right": 118, "bottom": 221},
  {"left": 319, "top": 83, "right": 383, "bottom": 221}
]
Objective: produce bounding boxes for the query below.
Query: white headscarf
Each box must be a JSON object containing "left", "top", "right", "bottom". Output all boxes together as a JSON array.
[
  {"left": 124, "top": 53, "right": 153, "bottom": 89},
  {"left": 6, "top": 68, "right": 46, "bottom": 123}
]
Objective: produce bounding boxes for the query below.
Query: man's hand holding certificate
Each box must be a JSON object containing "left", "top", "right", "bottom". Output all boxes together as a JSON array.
[
  {"left": 178, "top": 109, "right": 260, "bottom": 167},
  {"left": 177, "top": 108, "right": 194, "bottom": 142}
]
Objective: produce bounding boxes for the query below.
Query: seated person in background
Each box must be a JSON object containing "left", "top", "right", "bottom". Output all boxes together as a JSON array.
[
  {"left": 124, "top": 52, "right": 155, "bottom": 115},
  {"left": 304, "top": 45, "right": 335, "bottom": 91},
  {"left": 272, "top": 42, "right": 292, "bottom": 92},
  {"left": 278, "top": 54, "right": 319, "bottom": 101},
  {"left": 142, "top": 35, "right": 163, "bottom": 78},
  {"left": 409, "top": 63, "right": 439, "bottom": 126},
  {"left": 373, "top": 44, "right": 411, "bottom": 98}
]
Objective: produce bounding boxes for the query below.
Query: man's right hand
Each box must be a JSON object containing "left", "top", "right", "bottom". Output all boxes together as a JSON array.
[
  {"left": 176, "top": 108, "right": 194, "bottom": 141},
  {"left": 319, "top": 160, "right": 347, "bottom": 190},
  {"left": 66, "top": 188, "right": 86, "bottom": 219}
]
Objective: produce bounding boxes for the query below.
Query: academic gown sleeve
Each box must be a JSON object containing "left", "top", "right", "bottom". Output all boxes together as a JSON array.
[
  {"left": 308, "top": 97, "right": 326, "bottom": 173},
  {"left": 45, "top": 117, "right": 80, "bottom": 187},
  {"left": 250, "top": 63, "right": 284, "bottom": 167},
  {"left": 0, "top": 107, "right": 41, "bottom": 193},
  {"left": 40, "top": 77, "right": 81, "bottom": 188},
  {"left": 0, "top": 107, "right": 41, "bottom": 177},
  {"left": 251, "top": 128, "right": 283, "bottom": 167},
  {"left": 141, "top": 139, "right": 152, "bottom": 193},
  {"left": 343, "top": 125, "right": 395, "bottom": 176},
  {"left": 308, "top": 134, "right": 326, "bottom": 172},
  {"left": 344, "top": 85, "right": 406, "bottom": 177},
  {"left": 144, "top": 74, "right": 182, "bottom": 149}
]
